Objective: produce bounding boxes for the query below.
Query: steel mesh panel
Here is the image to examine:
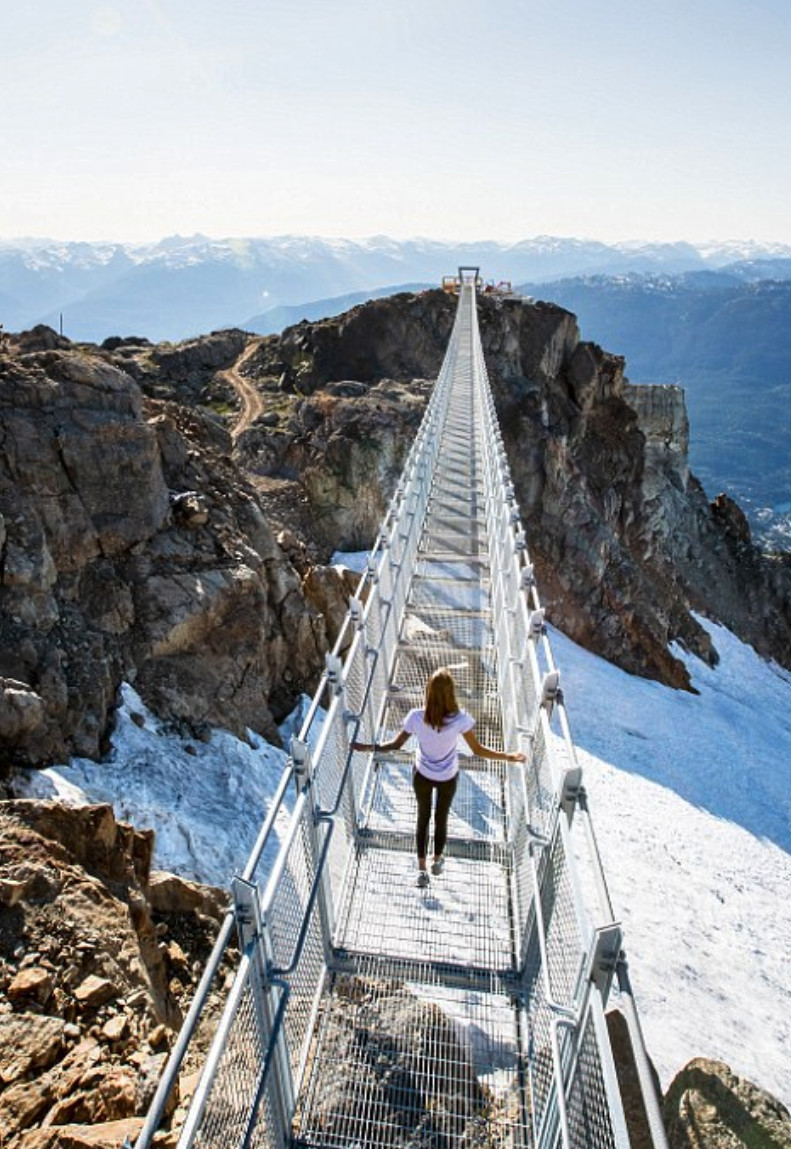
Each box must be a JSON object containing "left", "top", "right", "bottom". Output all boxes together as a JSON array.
[
  {"left": 523, "top": 936, "right": 555, "bottom": 1143},
  {"left": 363, "top": 611, "right": 390, "bottom": 739},
  {"left": 542, "top": 830, "right": 585, "bottom": 1007},
  {"left": 336, "top": 849, "right": 513, "bottom": 969},
  {"left": 283, "top": 913, "right": 326, "bottom": 1089},
  {"left": 267, "top": 813, "right": 315, "bottom": 973},
  {"left": 343, "top": 636, "right": 369, "bottom": 726},
  {"left": 361, "top": 757, "right": 508, "bottom": 846},
  {"left": 278, "top": 820, "right": 329, "bottom": 1084},
  {"left": 525, "top": 720, "right": 556, "bottom": 839},
  {"left": 402, "top": 604, "right": 494, "bottom": 650},
  {"left": 312, "top": 709, "right": 347, "bottom": 817},
  {"left": 386, "top": 648, "right": 501, "bottom": 739},
  {"left": 566, "top": 1009, "right": 619, "bottom": 1149},
  {"left": 191, "top": 972, "right": 273, "bottom": 1149},
  {"left": 295, "top": 971, "right": 531, "bottom": 1149},
  {"left": 422, "top": 520, "right": 488, "bottom": 555},
  {"left": 509, "top": 817, "right": 534, "bottom": 958}
]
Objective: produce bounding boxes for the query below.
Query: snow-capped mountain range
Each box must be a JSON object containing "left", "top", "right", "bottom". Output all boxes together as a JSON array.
[{"left": 3, "top": 233, "right": 791, "bottom": 343}]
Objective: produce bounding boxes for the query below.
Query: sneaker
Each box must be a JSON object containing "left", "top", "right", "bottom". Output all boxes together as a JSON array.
[
  {"left": 431, "top": 857, "right": 444, "bottom": 876},
  {"left": 416, "top": 870, "right": 430, "bottom": 889}
]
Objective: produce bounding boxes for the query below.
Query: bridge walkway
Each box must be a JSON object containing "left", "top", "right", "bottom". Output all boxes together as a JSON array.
[
  {"left": 293, "top": 286, "right": 527, "bottom": 1147},
  {"left": 134, "top": 276, "right": 669, "bottom": 1149}
]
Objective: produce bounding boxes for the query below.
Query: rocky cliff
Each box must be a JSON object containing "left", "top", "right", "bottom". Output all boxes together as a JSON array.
[
  {"left": 3, "top": 291, "right": 790, "bottom": 769},
  {"left": 0, "top": 329, "right": 341, "bottom": 767},
  {"left": 223, "top": 291, "right": 791, "bottom": 687},
  {"left": 3, "top": 294, "right": 791, "bottom": 1144},
  {"left": 0, "top": 800, "right": 232, "bottom": 1148}
]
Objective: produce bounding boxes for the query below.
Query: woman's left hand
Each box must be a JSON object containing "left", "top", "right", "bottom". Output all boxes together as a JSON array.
[{"left": 509, "top": 751, "right": 527, "bottom": 763}]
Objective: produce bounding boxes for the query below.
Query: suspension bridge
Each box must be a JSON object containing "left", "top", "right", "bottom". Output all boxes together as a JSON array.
[{"left": 135, "top": 272, "right": 668, "bottom": 1149}]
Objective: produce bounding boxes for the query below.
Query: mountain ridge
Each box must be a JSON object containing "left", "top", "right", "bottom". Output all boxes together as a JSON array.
[{"left": 3, "top": 233, "right": 791, "bottom": 343}]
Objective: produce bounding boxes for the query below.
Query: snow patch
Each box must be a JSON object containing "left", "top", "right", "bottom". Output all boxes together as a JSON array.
[
  {"left": 552, "top": 617, "right": 791, "bottom": 1104},
  {"left": 19, "top": 684, "right": 294, "bottom": 890}
]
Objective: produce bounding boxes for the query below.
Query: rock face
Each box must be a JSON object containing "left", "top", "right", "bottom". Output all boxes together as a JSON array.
[
  {"left": 236, "top": 376, "right": 431, "bottom": 551},
  {"left": 0, "top": 337, "right": 328, "bottom": 766},
  {"left": 228, "top": 290, "right": 791, "bottom": 687},
  {"left": 477, "top": 296, "right": 791, "bottom": 685},
  {"left": 0, "top": 800, "right": 232, "bottom": 1147},
  {"left": 662, "top": 1058, "right": 791, "bottom": 1148},
  {"left": 4, "top": 292, "right": 791, "bottom": 764}
]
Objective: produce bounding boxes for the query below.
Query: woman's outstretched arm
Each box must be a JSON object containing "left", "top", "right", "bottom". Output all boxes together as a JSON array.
[
  {"left": 351, "top": 730, "right": 411, "bottom": 754},
  {"left": 462, "top": 730, "right": 525, "bottom": 763}
]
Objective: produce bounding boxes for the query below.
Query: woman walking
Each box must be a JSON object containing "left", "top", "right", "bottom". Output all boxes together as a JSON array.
[{"left": 352, "top": 667, "right": 525, "bottom": 887}]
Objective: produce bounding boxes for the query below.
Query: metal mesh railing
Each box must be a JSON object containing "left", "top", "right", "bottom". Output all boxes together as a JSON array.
[{"left": 136, "top": 279, "right": 667, "bottom": 1149}]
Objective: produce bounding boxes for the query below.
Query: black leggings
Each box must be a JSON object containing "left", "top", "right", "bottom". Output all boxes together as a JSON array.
[{"left": 412, "top": 770, "right": 458, "bottom": 859}]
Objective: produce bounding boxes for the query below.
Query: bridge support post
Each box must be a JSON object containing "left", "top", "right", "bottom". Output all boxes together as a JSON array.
[
  {"left": 292, "top": 738, "right": 336, "bottom": 957},
  {"left": 232, "top": 876, "right": 295, "bottom": 1148}
]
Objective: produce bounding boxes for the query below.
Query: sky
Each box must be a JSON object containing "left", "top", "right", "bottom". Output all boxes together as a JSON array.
[{"left": 2, "top": 1, "right": 791, "bottom": 245}]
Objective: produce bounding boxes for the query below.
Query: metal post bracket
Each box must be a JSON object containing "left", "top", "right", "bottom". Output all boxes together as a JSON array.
[{"left": 587, "top": 922, "right": 624, "bottom": 999}]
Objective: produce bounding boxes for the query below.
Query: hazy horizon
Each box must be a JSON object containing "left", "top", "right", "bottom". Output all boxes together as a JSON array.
[{"left": 3, "top": 231, "right": 791, "bottom": 250}]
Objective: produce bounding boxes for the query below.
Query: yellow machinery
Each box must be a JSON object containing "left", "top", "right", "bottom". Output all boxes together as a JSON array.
[
  {"left": 444, "top": 270, "right": 515, "bottom": 295},
  {"left": 443, "top": 266, "right": 484, "bottom": 293}
]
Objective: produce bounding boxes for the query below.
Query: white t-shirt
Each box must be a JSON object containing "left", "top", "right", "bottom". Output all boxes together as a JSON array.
[{"left": 403, "top": 708, "right": 475, "bottom": 782}]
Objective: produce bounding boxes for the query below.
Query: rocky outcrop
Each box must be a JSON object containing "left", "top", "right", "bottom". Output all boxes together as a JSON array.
[
  {"left": 301, "top": 562, "right": 365, "bottom": 650},
  {"left": 248, "top": 291, "right": 455, "bottom": 396},
  {"left": 216, "top": 290, "right": 791, "bottom": 687},
  {"left": 0, "top": 800, "right": 233, "bottom": 1147},
  {"left": 483, "top": 306, "right": 716, "bottom": 686},
  {"left": 662, "top": 1058, "right": 791, "bottom": 1148},
  {"left": 236, "top": 377, "right": 431, "bottom": 550},
  {"left": 112, "top": 328, "right": 247, "bottom": 409},
  {"left": 0, "top": 338, "right": 328, "bottom": 767},
  {"left": 476, "top": 296, "right": 791, "bottom": 681}
]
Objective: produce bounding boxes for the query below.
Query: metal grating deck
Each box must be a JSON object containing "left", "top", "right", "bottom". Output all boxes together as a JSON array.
[{"left": 293, "top": 296, "right": 534, "bottom": 1148}]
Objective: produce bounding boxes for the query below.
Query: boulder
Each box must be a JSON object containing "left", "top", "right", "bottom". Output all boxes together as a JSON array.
[
  {"left": 73, "top": 974, "right": 117, "bottom": 1009},
  {"left": 14, "top": 1117, "right": 144, "bottom": 1149},
  {"left": 0, "top": 1015, "right": 66, "bottom": 1084},
  {"left": 663, "top": 1057, "right": 791, "bottom": 1148},
  {"left": 301, "top": 563, "right": 361, "bottom": 649},
  {"left": 8, "top": 965, "right": 55, "bottom": 1005},
  {"left": 147, "top": 870, "right": 227, "bottom": 921}
]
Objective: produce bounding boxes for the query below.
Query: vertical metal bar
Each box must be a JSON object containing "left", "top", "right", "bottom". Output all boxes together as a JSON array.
[
  {"left": 235, "top": 876, "right": 294, "bottom": 1149},
  {"left": 617, "top": 958, "right": 672, "bottom": 1149},
  {"left": 291, "top": 738, "right": 335, "bottom": 948}
]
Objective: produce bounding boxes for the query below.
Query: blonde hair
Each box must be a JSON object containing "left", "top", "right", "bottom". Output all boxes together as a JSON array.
[{"left": 424, "top": 667, "right": 459, "bottom": 731}]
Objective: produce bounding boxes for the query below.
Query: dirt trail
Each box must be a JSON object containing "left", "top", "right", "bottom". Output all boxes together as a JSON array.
[{"left": 221, "top": 338, "right": 266, "bottom": 439}]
